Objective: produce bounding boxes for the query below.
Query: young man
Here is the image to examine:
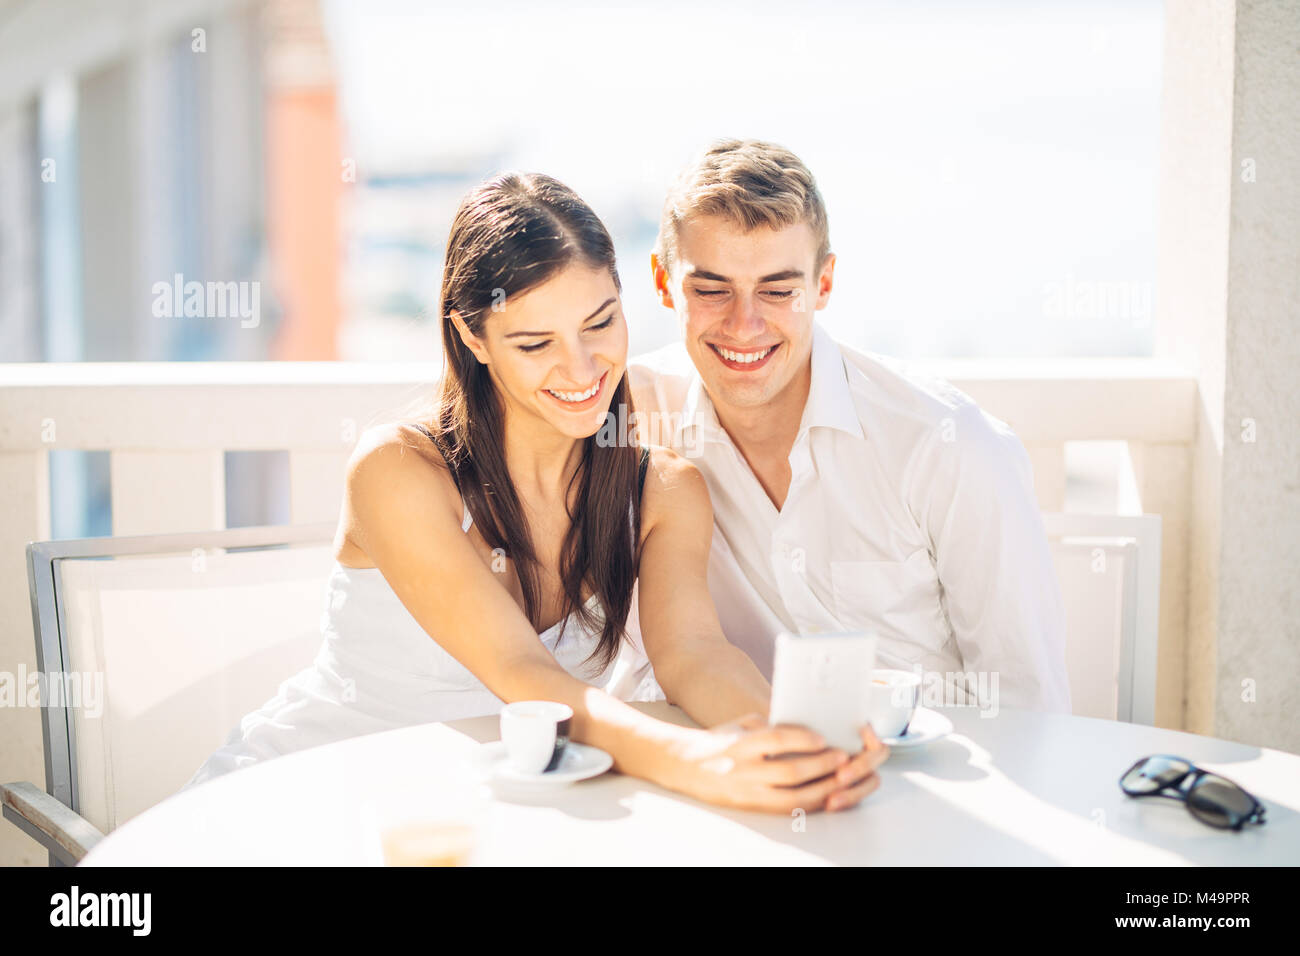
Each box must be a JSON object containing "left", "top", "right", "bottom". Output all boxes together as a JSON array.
[{"left": 628, "top": 139, "right": 1071, "bottom": 713}]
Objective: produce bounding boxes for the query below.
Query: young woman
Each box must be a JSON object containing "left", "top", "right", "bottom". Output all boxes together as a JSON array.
[{"left": 185, "top": 173, "right": 886, "bottom": 813}]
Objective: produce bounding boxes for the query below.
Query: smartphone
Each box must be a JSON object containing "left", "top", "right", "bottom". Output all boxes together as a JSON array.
[{"left": 768, "top": 630, "right": 877, "bottom": 754}]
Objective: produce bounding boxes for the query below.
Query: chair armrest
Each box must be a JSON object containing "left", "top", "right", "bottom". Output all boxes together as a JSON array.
[{"left": 0, "top": 781, "right": 105, "bottom": 865}]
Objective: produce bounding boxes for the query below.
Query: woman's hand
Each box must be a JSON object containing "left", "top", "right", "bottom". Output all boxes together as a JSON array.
[{"left": 655, "top": 713, "right": 889, "bottom": 814}]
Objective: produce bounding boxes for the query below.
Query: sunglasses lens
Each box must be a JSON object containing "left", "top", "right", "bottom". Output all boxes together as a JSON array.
[
  {"left": 1122, "top": 756, "right": 1191, "bottom": 794},
  {"left": 1188, "top": 775, "right": 1257, "bottom": 829}
]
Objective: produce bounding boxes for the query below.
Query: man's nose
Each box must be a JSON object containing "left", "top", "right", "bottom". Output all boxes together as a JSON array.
[{"left": 720, "top": 293, "right": 767, "bottom": 341}]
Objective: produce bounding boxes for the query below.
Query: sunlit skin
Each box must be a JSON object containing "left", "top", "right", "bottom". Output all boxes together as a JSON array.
[{"left": 652, "top": 215, "right": 836, "bottom": 509}]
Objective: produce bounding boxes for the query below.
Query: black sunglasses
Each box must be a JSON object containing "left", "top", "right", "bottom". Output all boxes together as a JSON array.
[{"left": 1119, "top": 755, "right": 1267, "bottom": 831}]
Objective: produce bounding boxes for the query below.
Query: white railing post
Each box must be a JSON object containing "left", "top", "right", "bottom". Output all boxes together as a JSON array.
[
  {"left": 110, "top": 451, "right": 227, "bottom": 537},
  {"left": 289, "top": 449, "right": 352, "bottom": 525},
  {"left": 1126, "top": 440, "right": 1193, "bottom": 730}
]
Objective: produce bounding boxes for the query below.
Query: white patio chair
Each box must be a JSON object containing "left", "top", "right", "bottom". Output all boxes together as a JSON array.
[
  {"left": 2, "top": 523, "right": 336, "bottom": 866},
  {"left": 1040, "top": 512, "right": 1162, "bottom": 725}
]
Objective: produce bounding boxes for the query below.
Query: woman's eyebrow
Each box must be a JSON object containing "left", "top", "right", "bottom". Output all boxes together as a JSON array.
[
  {"left": 503, "top": 297, "right": 617, "bottom": 338},
  {"left": 582, "top": 298, "right": 617, "bottom": 321}
]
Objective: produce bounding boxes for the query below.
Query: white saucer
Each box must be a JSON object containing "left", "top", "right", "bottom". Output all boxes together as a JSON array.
[
  {"left": 477, "top": 741, "right": 613, "bottom": 786},
  {"left": 881, "top": 707, "right": 953, "bottom": 749}
]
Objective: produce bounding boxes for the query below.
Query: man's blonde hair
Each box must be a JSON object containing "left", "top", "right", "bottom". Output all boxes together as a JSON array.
[{"left": 654, "top": 138, "right": 831, "bottom": 277}]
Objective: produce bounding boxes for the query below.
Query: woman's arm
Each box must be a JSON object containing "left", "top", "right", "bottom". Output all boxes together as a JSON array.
[
  {"left": 635, "top": 447, "right": 772, "bottom": 727},
  {"left": 342, "top": 426, "right": 872, "bottom": 813},
  {"left": 635, "top": 446, "right": 890, "bottom": 810}
]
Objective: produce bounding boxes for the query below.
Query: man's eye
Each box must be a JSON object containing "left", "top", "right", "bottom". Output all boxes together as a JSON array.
[
  {"left": 763, "top": 289, "right": 796, "bottom": 299},
  {"left": 694, "top": 289, "right": 726, "bottom": 298},
  {"left": 518, "top": 341, "right": 549, "bottom": 353}
]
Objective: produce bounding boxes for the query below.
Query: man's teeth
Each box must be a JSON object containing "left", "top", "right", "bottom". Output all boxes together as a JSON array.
[
  {"left": 546, "top": 380, "right": 601, "bottom": 403},
  {"left": 716, "top": 345, "right": 774, "bottom": 364}
]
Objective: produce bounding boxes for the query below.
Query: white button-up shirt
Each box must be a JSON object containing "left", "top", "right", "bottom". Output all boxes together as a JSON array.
[{"left": 628, "top": 322, "right": 1071, "bottom": 713}]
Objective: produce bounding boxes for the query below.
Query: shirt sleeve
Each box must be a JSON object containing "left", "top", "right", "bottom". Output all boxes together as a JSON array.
[{"left": 906, "top": 402, "right": 1073, "bottom": 714}]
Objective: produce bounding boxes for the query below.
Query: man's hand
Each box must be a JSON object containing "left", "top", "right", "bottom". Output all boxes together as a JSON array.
[
  {"left": 824, "top": 724, "right": 890, "bottom": 812},
  {"left": 693, "top": 714, "right": 889, "bottom": 814}
]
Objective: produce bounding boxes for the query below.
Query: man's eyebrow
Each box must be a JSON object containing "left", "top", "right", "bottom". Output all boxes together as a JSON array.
[
  {"left": 503, "top": 297, "right": 617, "bottom": 338},
  {"left": 685, "top": 269, "right": 805, "bottom": 283}
]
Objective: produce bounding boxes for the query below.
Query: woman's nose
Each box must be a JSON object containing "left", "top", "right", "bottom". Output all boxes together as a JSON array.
[{"left": 555, "top": 345, "right": 599, "bottom": 386}]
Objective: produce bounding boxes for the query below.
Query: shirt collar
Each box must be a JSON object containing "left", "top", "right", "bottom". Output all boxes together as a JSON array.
[
  {"left": 797, "top": 322, "right": 866, "bottom": 441},
  {"left": 679, "top": 372, "right": 725, "bottom": 445},
  {"left": 676, "top": 322, "right": 864, "bottom": 447}
]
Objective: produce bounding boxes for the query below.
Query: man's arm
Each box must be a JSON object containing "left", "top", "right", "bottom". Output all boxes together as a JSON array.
[{"left": 907, "top": 404, "right": 1073, "bottom": 713}]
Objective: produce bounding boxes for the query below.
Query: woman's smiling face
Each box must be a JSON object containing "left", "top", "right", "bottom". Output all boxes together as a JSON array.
[{"left": 453, "top": 263, "right": 628, "bottom": 440}]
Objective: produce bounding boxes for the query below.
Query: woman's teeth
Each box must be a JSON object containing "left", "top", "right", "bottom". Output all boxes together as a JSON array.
[
  {"left": 546, "top": 379, "right": 601, "bottom": 403},
  {"left": 716, "top": 345, "right": 775, "bottom": 364}
]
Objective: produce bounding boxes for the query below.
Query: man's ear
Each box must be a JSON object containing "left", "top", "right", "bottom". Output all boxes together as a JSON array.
[
  {"left": 813, "top": 252, "right": 836, "bottom": 311},
  {"left": 650, "top": 253, "right": 677, "bottom": 311},
  {"left": 450, "top": 310, "right": 490, "bottom": 365}
]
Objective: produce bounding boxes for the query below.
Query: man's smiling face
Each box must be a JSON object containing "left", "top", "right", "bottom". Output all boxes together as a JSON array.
[{"left": 655, "top": 214, "right": 835, "bottom": 413}]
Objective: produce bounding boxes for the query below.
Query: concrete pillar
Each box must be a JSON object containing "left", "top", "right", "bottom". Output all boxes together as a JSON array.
[{"left": 1155, "top": 0, "right": 1300, "bottom": 752}]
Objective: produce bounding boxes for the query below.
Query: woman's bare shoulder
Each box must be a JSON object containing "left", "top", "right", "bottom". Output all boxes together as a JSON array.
[
  {"left": 347, "top": 421, "right": 453, "bottom": 480},
  {"left": 337, "top": 422, "right": 464, "bottom": 563}
]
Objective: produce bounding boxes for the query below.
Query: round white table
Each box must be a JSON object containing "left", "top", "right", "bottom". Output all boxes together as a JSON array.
[{"left": 80, "top": 702, "right": 1299, "bottom": 865}]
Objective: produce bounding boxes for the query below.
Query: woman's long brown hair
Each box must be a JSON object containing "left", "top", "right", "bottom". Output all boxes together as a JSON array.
[{"left": 432, "top": 172, "right": 638, "bottom": 674}]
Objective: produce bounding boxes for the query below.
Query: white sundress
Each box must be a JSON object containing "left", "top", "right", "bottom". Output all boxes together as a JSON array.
[{"left": 181, "top": 489, "right": 663, "bottom": 791}]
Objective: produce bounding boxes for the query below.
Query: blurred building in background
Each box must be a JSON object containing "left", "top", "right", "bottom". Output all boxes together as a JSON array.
[
  {"left": 4, "top": 0, "right": 267, "bottom": 363},
  {"left": 0, "top": 0, "right": 351, "bottom": 531}
]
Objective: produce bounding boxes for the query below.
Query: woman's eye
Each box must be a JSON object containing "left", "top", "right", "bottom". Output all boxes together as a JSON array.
[
  {"left": 586, "top": 316, "right": 615, "bottom": 332},
  {"left": 518, "top": 341, "right": 549, "bottom": 354}
]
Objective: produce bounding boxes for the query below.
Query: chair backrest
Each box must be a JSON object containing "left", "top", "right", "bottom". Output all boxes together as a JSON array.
[
  {"left": 1039, "top": 513, "right": 1161, "bottom": 725},
  {"left": 26, "top": 523, "right": 336, "bottom": 837}
]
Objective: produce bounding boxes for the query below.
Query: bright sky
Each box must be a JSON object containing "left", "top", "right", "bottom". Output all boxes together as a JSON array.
[{"left": 321, "top": 0, "right": 1165, "bottom": 358}]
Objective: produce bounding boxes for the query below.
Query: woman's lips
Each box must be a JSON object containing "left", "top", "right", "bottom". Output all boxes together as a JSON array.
[{"left": 542, "top": 370, "right": 608, "bottom": 411}]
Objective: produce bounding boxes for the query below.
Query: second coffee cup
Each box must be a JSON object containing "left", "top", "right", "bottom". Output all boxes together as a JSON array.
[{"left": 866, "top": 669, "right": 922, "bottom": 739}]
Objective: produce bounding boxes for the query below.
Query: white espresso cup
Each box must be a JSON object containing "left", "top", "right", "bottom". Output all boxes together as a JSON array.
[
  {"left": 499, "top": 701, "right": 573, "bottom": 774},
  {"left": 866, "top": 669, "right": 922, "bottom": 739}
]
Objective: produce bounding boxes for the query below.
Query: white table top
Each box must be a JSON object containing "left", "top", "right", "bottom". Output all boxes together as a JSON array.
[{"left": 80, "top": 702, "right": 1300, "bottom": 865}]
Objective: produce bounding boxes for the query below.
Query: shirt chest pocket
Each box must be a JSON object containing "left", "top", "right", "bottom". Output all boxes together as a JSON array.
[{"left": 828, "top": 548, "right": 949, "bottom": 653}]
